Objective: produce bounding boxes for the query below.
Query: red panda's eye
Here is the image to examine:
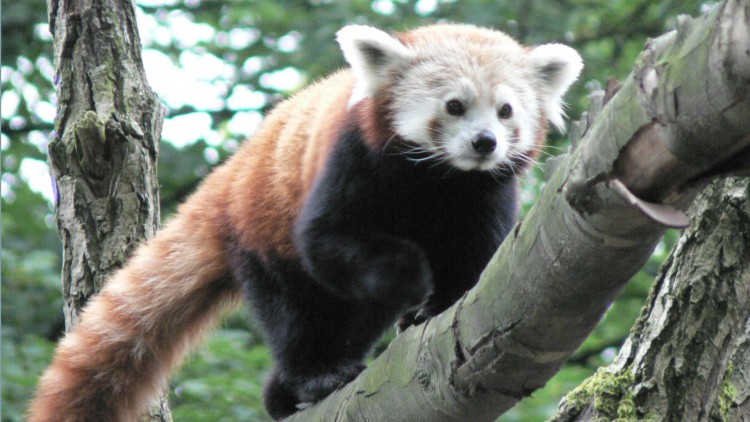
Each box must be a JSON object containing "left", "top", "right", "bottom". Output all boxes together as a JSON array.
[
  {"left": 446, "top": 99, "right": 465, "bottom": 116},
  {"left": 498, "top": 103, "right": 513, "bottom": 119}
]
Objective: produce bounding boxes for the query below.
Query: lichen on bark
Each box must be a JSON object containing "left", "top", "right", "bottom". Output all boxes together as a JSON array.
[{"left": 552, "top": 367, "right": 639, "bottom": 422}]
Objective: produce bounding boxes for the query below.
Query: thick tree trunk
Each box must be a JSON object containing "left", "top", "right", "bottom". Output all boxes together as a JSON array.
[
  {"left": 553, "top": 178, "right": 750, "bottom": 421},
  {"left": 46, "top": 0, "right": 170, "bottom": 420},
  {"left": 289, "top": 1, "right": 750, "bottom": 420}
]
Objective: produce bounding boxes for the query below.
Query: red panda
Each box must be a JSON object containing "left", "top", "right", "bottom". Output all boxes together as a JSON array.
[{"left": 29, "top": 24, "right": 582, "bottom": 421}]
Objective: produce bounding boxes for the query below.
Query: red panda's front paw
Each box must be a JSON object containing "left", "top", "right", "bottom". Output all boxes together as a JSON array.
[
  {"left": 396, "top": 310, "right": 419, "bottom": 333},
  {"left": 396, "top": 305, "right": 438, "bottom": 333}
]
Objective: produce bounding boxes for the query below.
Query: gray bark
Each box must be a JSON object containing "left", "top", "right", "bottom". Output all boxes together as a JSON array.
[
  {"left": 46, "top": 0, "right": 170, "bottom": 420},
  {"left": 289, "top": 0, "right": 750, "bottom": 420},
  {"left": 553, "top": 178, "right": 750, "bottom": 421},
  {"left": 727, "top": 319, "right": 750, "bottom": 420}
]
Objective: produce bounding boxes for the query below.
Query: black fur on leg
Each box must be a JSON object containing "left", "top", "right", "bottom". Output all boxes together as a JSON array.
[
  {"left": 264, "top": 363, "right": 366, "bottom": 420},
  {"left": 263, "top": 367, "right": 299, "bottom": 420}
]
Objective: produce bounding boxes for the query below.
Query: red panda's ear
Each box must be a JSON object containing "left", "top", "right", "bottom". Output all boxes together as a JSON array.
[
  {"left": 337, "top": 25, "right": 413, "bottom": 107},
  {"left": 528, "top": 44, "right": 583, "bottom": 132}
]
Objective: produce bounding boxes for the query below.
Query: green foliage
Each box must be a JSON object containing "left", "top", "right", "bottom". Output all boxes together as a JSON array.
[
  {"left": 1, "top": 185, "right": 62, "bottom": 420},
  {"left": 158, "top": 140, "right": 229, "bottom": 217},
  {"left": 2, "top": 248, "right": 62, "bottom": 342},
  {"left": 169, "top": 328, "right": 272, "bottom": 421},
  {"left": 1, "top": 0, "right": 49, "bottom": 68},
  {"left": 2, "top": 0, "right": 714, "bottom": 420},
  {"left": 2, "top": 336, "right": 56, "bottom": 422},
  {"left": 503, "top": 365, "right": 596, "bottom": 421}
]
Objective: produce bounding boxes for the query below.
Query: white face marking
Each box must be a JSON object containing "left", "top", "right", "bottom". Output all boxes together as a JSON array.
[
  {"left": 336, "top": 24, "right": 583, "bottom": 172},
  {"left": 391, "top": 69, "right": 541, "bottom": 172},
  {"left": 441, "top": 83, "right": 509, "bottom": 171}
]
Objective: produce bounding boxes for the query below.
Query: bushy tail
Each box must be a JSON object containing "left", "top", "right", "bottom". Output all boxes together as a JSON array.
[{"left": 28, "top": 204, "right": 244, "bottom": 422}]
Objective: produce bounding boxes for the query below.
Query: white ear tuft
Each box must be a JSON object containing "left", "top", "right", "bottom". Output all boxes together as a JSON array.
[
  {"left": 336, "top": 25, "right": 412, "bottom": 107},
  {"left": 528, "top": 44, "right": 583, "bottom": 131}
]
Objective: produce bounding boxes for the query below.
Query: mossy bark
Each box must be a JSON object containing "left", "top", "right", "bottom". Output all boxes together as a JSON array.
[
  {"left": 554, "top": 178, "right": 750, "bottom": 421},
  {"left": 46, "top": 0, "right": 169, "bottom": 420},
  {"left": 289, "top": 1, "right": 750, "bottom": 420}
]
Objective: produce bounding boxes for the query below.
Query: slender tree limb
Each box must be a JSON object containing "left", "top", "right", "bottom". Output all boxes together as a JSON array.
[
  {"left": 567, "top": 337, "right": 627, "bottom": 366},
  {"left": 1, "top": 122, "right": 56, "bottom": 136},
  {"left": 289, "top": 1, "right": 750, "bottom": 420}
]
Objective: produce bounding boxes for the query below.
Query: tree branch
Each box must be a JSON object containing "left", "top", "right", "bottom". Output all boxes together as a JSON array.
[
  {"left": 288, "top": 1, "right": 750, "bottom": 420},
  {"left": 1, "top": 121, "right": 55, "bottom": 136}
]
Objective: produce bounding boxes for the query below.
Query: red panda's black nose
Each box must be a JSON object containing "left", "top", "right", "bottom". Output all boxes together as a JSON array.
[{"left": 472, "top": 130, "right": 496, "bottom": 155}]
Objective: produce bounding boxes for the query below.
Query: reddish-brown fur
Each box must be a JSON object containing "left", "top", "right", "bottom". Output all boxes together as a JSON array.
[
  {"left": 227, "top": 71, "right": 355, "bottom": 257},
  {"left": 352, "top": 93, "right": 397, "bottom": 150},
  {"left": 29, "top": 71, "right": 358, "bottom": 422},
  {"left": 29, "top": 24, "right": 560, "bottom": 421}
]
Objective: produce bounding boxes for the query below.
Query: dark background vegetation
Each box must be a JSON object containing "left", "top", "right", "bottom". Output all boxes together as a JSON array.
[{"left": 2, "top": 0, "right": 713, "bottom": 420}]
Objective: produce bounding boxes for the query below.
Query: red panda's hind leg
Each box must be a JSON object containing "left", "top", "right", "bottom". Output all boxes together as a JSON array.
[
  {"left": 263, "top": 368, "right": 299, "bottom": 420},
  {"left": 293, "top": 362, "right": 366, "bottom": 403},
  {"left": 264, "top": 362, "right": 366, "bottom": 419}
]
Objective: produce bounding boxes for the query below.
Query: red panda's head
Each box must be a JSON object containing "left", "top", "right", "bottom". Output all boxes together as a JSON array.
[{"left": 337, "top": 24, "right": 583, "bottom": 172}]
